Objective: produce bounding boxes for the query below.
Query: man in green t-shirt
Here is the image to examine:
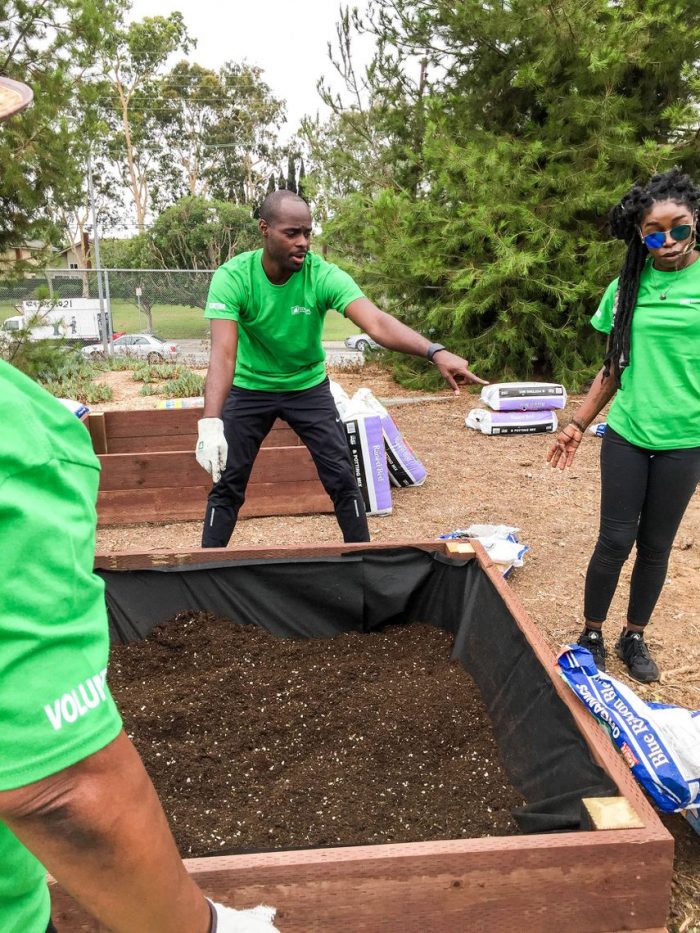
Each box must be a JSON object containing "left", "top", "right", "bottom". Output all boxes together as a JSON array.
[
  {"left": 196, "top": 189, "right": 486, "bottom": 546},
  {"left": 0, "top": 361, "right": 279, "bottom": 932}
]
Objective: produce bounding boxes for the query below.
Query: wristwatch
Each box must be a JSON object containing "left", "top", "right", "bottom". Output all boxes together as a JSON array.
[{"left": 426, "top": 343, "right": 446, "bottom": 362}]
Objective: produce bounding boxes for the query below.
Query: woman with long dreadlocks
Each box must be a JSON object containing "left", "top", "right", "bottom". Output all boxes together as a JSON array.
[{"left": 548, "top": 167, "right": 700, "bottom": 683}]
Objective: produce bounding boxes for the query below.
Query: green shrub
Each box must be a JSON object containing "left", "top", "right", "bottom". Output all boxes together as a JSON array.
[
  {"left": 168, "top": 370, "right": 205, "bottom": 397},
  {"left": 131, "top": 362, "right": 181, "bottom": 383},
  {"left": 139, "top": 369, "right": 204, "bottom": 398},
  {"left": 139, "top": 382, "right": 157, "bottom": 395},
  {"left": 41, "top": 374, "right": 113, "bottom": 404},
  {"left": 103, "top": 356, "right": 137, "bottom": 371}
]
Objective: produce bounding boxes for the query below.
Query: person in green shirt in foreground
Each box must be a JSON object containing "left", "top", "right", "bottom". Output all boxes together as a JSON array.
[
  {"left": 548, "top": 167, "right": 700, "bottom": 683},
  {"left": 196, "top": 189, "right": 487, "bottom": 547},
  {"left": 0, "top": 361, "right": 280, "bottom": 932}
]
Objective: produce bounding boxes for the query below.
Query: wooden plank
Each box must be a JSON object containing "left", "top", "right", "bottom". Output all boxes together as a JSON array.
[
  {"left": 49, "top": 830, "right": 672, "bottom": 932},
  {"left": 94, "top": 541, "right": 448, "bottom": 570},
  {"left": 86, "top": 412, "right": 108, "bottom": 454},
  {"left": 96, "top": 481, "right": 334, "bottom": 526},
  {"left": 445, "top": 541, "right": 475, "bottom": 555},
  {"left": 583, "top": 797, "right": 645, "bottom": 831},
  {"left": 97, "top": 410, "right": 300, "bottom": 447},
  {"left": 103, "top": 408, "right": 201, "bottom": 438},
  {"left": 473, "top": 543, "right": 668, "bottom": 834},
  {"left": 105, "top": 425, "right": 301, "bottom": 453},
  {"left": 97, "top": 447, "right": 319, "bottom": 492}
]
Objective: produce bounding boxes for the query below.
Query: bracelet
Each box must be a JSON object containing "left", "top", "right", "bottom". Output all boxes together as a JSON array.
[
  {"left": 426, "top": 342, "right": 446, "bottom": 362},
  {"left": 569, "top": 417, "right": 587, "bottom": 432}
]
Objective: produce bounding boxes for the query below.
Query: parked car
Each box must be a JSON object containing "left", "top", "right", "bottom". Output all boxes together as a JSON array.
[
  {"left": 344, "top": 333, "right": 383, "bottom": 353},
  {"left": 82, "top": 333, "right": 178, "bottom": 363}
]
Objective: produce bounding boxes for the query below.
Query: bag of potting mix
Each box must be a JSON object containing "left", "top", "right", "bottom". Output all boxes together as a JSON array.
[
  {"left": 558, "top": 645, "right": 700, "bottom": 814},
  {"left": 353, "top": 388, "right": 427, "bottom": 487},
  {"left": 157, "top": 396, "right": 205, "bottom": 409},
  {"left": 439, "top": 524, "right": 528, "bottom": 577},
  {"left": 330, "top": 381, "right": 392, "bottom": 516},
  {"left": 480, "top": 382, "right": 567, "bottom": 411},
  {"left": 465, "top": 408, "right": 559, "bottom": 436},
  {"left": 57, "top": 397, "right": 90, "bottom": 421}
]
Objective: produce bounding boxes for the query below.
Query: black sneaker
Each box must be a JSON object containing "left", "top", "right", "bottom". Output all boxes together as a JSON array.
[
  {"left": 577, "top": 629, "right": 607, "bottom": 671},
  {"left": 615, "top": 631, "right": 660, "bottom": 683}
]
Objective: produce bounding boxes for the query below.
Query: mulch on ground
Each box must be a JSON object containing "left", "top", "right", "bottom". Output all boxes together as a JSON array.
[{"left": 110, "top": 615, "right": 525, "bottom": 857}]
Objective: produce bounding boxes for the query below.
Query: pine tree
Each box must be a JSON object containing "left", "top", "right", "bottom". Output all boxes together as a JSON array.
[{"left": 310, "top": 0, "right": 700, "bottom": 387}]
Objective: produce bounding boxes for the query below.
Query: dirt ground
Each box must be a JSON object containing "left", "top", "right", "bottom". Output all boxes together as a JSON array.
[
  {"left": 110, "top": 617, "right": 524, "bottom": 857},
  {"left": 93, "top": 363, "right": 700, "bottom": 930}
]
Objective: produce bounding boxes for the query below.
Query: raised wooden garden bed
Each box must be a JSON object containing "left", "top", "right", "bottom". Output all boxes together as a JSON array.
[
  {"left": 50, "top": 541, "right": 673, "bottom": 932},
  {"left": 85, "top": 409, "right": 333, "bottom": 526}
]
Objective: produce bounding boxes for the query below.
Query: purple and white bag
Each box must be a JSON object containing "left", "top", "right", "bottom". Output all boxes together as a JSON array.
[
  {"left": 329, "top": 381, "right": 392, "bottom": 516},
  {"left": 465, "top": 408, "right": 558, "bottom": 435},
  {"left": 480, "top": 382, "right": 567, "bottom": 411},
  {"left": 353, "top": 388, "right": 427, "bottom": 487}
]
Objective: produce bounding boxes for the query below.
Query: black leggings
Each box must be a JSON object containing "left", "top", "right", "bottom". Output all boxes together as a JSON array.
[
  {"left": 202, "top": 378, "right": 370, "bottom": 547},
  {"left": 584, "top": 426, "right": 700, "bottom": 627}
]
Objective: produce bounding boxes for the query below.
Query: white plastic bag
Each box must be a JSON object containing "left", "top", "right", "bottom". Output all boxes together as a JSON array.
[{"left": 440, "top": 524, "right": 528, "bottom": 576}]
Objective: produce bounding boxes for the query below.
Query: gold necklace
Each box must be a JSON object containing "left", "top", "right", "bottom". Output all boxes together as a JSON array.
[{"left": 650, "top": 253, "right": 697, "bottom": 300}]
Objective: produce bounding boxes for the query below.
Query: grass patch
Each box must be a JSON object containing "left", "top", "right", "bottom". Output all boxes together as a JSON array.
[
  {"left": 42, "top": 377, "right": 114, "bottom": 404},
  {"left": 38, "top": 353, "right": 114, "bottom": 404},
  {"left": 140, "top": 369, "right": 205, "bottom": 398},
  {"left": 131, "top": 362, "right": 182, "bottom": 382}
]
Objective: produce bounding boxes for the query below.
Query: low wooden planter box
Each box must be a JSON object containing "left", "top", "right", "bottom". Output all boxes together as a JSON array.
[
  {"left": 86, "top": 409, "right": 304, "bottom": 455},
  {"left": 51, "top": 541, "right": 673, "bottom": 932},
  {"left": 86, "top": 410, "right": 333, "bottom": 526}
]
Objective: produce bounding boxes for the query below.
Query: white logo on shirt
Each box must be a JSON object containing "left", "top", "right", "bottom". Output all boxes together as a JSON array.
[
  {"left": 44, "top": 668, "right": 109, "bottom": 730},
  {"left": 680, "top": 298, "right": 700, "bottom": 305},
  {"left": 207, "top": 302, "right": 227, "bottom": 310},
  {"left": 291, "top": 306, "right": 312, "bottom": 316}
]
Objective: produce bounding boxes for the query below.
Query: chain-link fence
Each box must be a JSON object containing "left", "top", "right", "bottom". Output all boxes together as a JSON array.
[{"left": 0, "top": 268, "right": 215, "bottom": 343}]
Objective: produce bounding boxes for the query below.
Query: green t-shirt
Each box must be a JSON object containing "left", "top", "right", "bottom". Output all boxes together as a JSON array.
[
  {"left": 0, "top": 361, "right": 122, "bottom": 933},
  {"left": 204, "top": 249, "right": 365, "bottom": 391},
  {"left": 591, "top": 257, "right": 700, "bottom": 450}
]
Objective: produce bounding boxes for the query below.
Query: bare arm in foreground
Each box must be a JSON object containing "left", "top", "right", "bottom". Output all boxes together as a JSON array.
[{"left": 0, "top": 731, "right": 211, "bottom": 933}]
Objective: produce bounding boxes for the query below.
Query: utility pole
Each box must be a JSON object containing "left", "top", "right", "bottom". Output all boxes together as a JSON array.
[{"left": 87, "top": 150, "right": 110, "bottom": 355}]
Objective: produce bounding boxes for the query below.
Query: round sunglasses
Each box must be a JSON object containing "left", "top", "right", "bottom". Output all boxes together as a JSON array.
[{"left": 640, "top": 223, "right": 694, "bottom": 250}]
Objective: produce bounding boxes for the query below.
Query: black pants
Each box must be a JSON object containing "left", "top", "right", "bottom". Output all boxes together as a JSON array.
[
  {"left": 202, "top": 378, "right": 369, "bottom": 547},
  {"left": 584, "top": 426, "right": 700, "bottom": 627}
]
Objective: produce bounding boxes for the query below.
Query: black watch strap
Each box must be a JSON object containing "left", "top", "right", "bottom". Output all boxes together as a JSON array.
[{"left": 426, "top": 343, "right": 446, "bottom": 362}]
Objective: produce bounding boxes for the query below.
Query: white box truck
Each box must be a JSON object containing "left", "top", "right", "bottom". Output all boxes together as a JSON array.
[{"left": 2, "top": 298, "right": 112, "bottom": 345}]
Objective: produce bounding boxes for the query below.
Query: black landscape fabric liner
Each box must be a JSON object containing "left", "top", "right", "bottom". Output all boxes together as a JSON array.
[{"left": 99, "top": 547, "right": 616, "bottom": 835}]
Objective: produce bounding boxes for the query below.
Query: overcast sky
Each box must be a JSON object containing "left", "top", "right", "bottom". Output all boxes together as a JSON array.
[{"left": 127, "top": 0, "right": 376, "bottom": 134}]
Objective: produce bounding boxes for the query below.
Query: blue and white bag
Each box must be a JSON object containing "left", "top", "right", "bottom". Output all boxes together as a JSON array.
[{"left": 558, "top": 645, "right": 700, "bottom": 813}]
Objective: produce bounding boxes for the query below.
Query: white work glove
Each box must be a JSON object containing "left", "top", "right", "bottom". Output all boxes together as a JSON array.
[
  {"left": 209, "top": 901, "right": 279, "bottom": 932},
  {"left": 196, "top": 417, "right": 228, "bottom": 483}
]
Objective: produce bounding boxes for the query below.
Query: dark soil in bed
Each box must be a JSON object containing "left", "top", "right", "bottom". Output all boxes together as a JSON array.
[{"left": 109, "top": 615, "right": 525, "bottom": 857}]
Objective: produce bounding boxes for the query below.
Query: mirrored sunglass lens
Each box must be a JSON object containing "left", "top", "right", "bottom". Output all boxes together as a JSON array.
[
  {"left": 643, "top": 232, "right": 665, "bottom": 248},
  {"left": 670, "top": 224, "right": 692, "bottom": 242}
]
